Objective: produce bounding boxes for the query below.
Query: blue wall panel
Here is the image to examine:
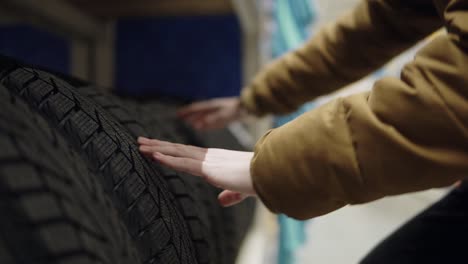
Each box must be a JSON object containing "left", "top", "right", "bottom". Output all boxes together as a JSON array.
[
  {"left": 116, "top": 15, "right": 242, "bottom": 99},
  {"left": 0, "top": 25, "right": 70, "bottom": 74},
  {"left": 0, "top": 17, "right": 240, "bottom": 100}
]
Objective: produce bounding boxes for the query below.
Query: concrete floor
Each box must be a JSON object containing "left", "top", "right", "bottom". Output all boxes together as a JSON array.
[
  {"left": 237, "top": 188, "right": 450, "bottom": 264},
  {"left": 297, "top": 188, "right": 449, "bottom": 263}
]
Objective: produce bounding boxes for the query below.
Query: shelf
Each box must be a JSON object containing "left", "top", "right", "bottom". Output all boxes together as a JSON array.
[
  {"left": 0, "top": 0, "right": 102, "bottom": 40},
  {"left": 67, "top": 0, "right": 234, "bottom": 18}
]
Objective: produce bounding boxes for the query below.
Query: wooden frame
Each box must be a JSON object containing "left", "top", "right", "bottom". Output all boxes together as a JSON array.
[
  {"left": 68, "top": 0, "right": 234, "bottom": 17},
  {"left": 0, "top": 0, "right": 242, "bottom": 90},
  {"left": 0, "top": 0, "right": 115, "bottom": 89}
]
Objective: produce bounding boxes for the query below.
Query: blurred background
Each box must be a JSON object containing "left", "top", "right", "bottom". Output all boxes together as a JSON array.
[{"left": 0, "top": 0, "right": 449, "bottom": 263}]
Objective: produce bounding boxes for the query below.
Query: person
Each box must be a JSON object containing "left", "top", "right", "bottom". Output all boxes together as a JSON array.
[{"left": 139, "top": 0, "right": 468, "bottom": 262}]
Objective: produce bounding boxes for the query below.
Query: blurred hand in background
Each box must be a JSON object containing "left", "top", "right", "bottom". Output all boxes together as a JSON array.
[{"left": 177, "top": 97, "right": 247, "bottom": 130}]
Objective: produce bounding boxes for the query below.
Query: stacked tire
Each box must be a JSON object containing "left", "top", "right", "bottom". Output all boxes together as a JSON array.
[{"left": 0, "top": 56, "right": 255, "bottom": 264}]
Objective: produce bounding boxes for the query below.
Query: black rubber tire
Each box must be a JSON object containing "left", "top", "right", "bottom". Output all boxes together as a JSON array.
[
  {"left": 127, "top": 101, "right": 233, "bottom": 263},
  {"left": 222, "top": 198, "right": 257, "bottom": 264},
  {"left": 76, "top": 86, "right": 254, "bottom": 264},
  {"left": 134, "top": 102, "right": 257, "bottom": 264},
  {"left": 76, "top": 86, "right": 214, "bottom": 264},
  {"left": 0, "top": 65, "right": 197, "bottom": 264},
  {"left": 0, "top": 84, "right": 140, "bottom": 264}
]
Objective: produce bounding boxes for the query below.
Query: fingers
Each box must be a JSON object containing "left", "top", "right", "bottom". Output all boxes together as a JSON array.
[
  {"left": 137, "top": 137, "right": 170, "bottom": 146},
  {"left": 138, "top": 136, "right": 255, "bottom": 200},
  {"left": 139, "top": 144, "right": 206, "bottom": 160},
  {"left": 152, "top": 152, "right": 205, "bottom": 177},
  {"left": 199, "top": 112, "right": 228, "bottom": 130},
  {"left": 184, "top": 112, "right": 212, "bottom": 129},
  {"left": 186, "top": 110, "right": 231, "bottom": 131},
  {"left": 138, "top": 136, "right": 209, "bottom": 177},
  {"left": 179, "top": 106, "right": 225, "bottom": 130},
  {"left": 138, "top": 137, "right": 197, "bottom": 149},
  {"left": 177, "top": 98, "right": 240, "bottom": 131},
  {"left": 184, "top": 112, "right": 221, "bottom": 130},
  {"left": 177, "top": 100, "right": 219, "bottom": 118},
  {"left": 218, "top": 190, "right": 248, "bottom": 207},
  {"left": 138, "top": 137, "right": 207, "bottom": 159}
]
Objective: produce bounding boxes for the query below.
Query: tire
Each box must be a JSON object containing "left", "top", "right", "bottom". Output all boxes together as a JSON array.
[
  {"left": 76, "top": 86, "right": 215, "bottom": 264},
  {"left": 0, "top": 84, "right": 140, "bottom": 263},
  {"left": 134, "top": 101, "right": 257, "bottom": 264},
  {"left": 0, "top": 64, "right": 197, "bottom": 264},
  {"left": 77, "top": 86, "right": 255, "bottom": 264},
  {"left": 221, "top": 198, "right": 256, "bottom": 264}
]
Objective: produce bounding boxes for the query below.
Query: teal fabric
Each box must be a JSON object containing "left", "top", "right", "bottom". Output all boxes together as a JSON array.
[
  {"left": 272, "top": 0, "right": 314, "bottom": 58},
  {"left": 277, "top": 215, "right": 308, "bottom": 264},
  {"left": 270, "top": 1, "right": 316, "bottom": 264}
]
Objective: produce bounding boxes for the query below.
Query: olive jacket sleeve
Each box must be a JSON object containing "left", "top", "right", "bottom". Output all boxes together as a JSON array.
[{"left": 242, "top": 0, "right": 468, "bottom": 220}]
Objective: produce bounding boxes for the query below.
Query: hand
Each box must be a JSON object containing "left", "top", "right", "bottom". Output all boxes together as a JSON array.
[
  {"left": 177, "top": 97, "right": 246, "bottom": 130},
  {"left": 138, "top": 137, "right": 256, "bottom": 207}
]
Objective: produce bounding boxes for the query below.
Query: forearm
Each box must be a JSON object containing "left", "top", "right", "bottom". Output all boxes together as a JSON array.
[{"left": 251, "top": 30, "right": 468, "bottom": 219}]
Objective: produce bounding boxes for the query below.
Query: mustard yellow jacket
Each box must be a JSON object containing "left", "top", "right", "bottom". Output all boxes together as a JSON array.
[{"left": 240, "top": 0, "right": 468, "bottom": 220}]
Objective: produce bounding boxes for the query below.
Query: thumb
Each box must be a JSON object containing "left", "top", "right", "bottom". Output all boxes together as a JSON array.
[{"left": 218, "top": 190, "right": 249, "bottom": 207}]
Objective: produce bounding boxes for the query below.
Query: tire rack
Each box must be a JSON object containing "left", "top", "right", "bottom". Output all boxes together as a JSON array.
[
  {"left": 0, "top": 0, "right": 239, "bottom": 91},
  {"left": 0, "top": 0, "right": 260, "bottom": 148},
  {"left": 0, "top": 0, "right": 116, "bottom": 89}
]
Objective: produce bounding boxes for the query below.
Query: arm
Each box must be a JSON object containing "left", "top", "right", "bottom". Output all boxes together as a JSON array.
[
  {"left": 241, "top": 0, "right": 442, "bottom": 116},
  {"left": 251, "top": 0, "right": 468, "bottom": 220}
]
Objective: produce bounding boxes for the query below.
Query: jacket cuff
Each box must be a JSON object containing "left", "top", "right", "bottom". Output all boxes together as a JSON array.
[
  {"left": 240, "top": 87, "right": 268, "bottom": 117},
  {"left": 250, "top": 130, "right": 281, "bottom": 214},
  {"left": 250, "top": 99, "right": 356, "bottom": 220}
]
